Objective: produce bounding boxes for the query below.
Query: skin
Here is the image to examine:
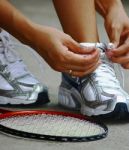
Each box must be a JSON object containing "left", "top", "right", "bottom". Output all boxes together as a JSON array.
[
  {"left": 53, "top": 0, "right": 99, "bottom": 43},
  {"left": 53, "top": 0, "right": 129, "bottom": 71},
  {"left": 96, "top": 0, "right": 129, "bottom": 69},
  {"left": 0, "top": 0, "right": 128, "bottom": 77},
  {"left": 0, "top": 0, "right": 100, "bottom": 77},
  {"left": 53, "top": 0, "right": 101, "bottom": 76}
]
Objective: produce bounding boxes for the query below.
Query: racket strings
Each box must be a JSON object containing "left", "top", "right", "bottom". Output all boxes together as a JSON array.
[{"left": 0, "top": 114, "right": 105, "bottom": 137}]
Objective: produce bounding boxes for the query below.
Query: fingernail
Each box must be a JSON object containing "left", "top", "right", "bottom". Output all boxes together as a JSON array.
[
  {"left": 107, "top": 43, "right": 116, "bottom": 52},
  {"left": 80, "top": 45, "right": 95, "bottom": 52},
  {"left": 107, "top": 43, "right": 117, "bottom": 55}
]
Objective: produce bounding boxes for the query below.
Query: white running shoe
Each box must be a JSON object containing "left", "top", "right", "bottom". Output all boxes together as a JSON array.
[
  {"left": 0, "top": 30, "right": 49, "bottom": 106},
  {"left": 58, "top": 43, "right": 129, "bottom": 118}
]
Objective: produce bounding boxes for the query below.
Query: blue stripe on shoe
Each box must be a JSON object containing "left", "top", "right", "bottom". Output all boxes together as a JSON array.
[{"left": 62, "top": 74, "right": 80, "bottom": 90}]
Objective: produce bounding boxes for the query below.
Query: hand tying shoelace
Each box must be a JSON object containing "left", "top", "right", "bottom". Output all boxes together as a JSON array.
[{"left": 58, "top": 42, "right": 129, "bottom": 117}]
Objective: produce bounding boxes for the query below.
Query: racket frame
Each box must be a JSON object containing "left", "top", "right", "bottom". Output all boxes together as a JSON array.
[{"left": 0, "top": 110, "right": 108, "bottom": 142}]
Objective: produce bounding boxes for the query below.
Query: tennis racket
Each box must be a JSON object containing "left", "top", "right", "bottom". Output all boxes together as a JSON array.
[{"left": 0, "top": 109, "right": 108, "bottom": 142}]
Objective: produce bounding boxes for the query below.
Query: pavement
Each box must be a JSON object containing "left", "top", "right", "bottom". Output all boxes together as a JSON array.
[{"left": 0, "top": 0, "right": 129, "bottom": 150}]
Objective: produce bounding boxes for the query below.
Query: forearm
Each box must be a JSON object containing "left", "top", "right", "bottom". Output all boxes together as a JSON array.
[
  {"left": 53, "top": 0, "right": 99, "bottom": 43},
  {"left": 95, "top": 0, "right": 125, "bottom": 18},
  {"left": 0, "top": 0, "right": 36, "bottom": 46}
]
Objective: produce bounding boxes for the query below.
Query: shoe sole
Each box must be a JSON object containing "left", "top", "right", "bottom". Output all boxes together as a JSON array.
[
  {"left": 59, "top": 86, "right": 129, "bottom": 117},
  {"left": 0, "top": 89, "right": 50, "bottom": 107}
]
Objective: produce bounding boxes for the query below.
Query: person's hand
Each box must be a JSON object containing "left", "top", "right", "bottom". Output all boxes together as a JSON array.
[
  {"left": 104, "top": 4, "right": 129, "bottom": 69},
  {"left": 31, "top": 24, "right": 100, "bottom": 77}
]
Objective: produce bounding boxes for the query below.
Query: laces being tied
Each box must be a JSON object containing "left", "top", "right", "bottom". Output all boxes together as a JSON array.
[{"left": 90, "top": 43, "right": 124, "bottom": 90}]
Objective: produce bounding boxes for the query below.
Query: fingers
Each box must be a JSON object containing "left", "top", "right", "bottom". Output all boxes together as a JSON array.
[
  {"left": 110, "top": 42, "right": 129, "bottom": 57},
  {"left": 108, "top": 23, "right": 123, "bottom": 47},
  {"left": 65, "top": 36, "right": 96, "bottom": 54},
  {"left": 110, "top": 29, "right": 121, "bottom": 47},
  {"left": 122, "top": 63, "right": 129, "bottom": 69},
  {"left": 49, "top": 42, "right": 100, "bottom": 74},
  {"left": 64, "top": 61, "right": 101, "bottom": 77},
  {"left": 109, "top": 47, "right": 129, "bottom": 69},
  {"left": 64, "top": 59, "right": 101, "bottom": 72},
  {"left": 108, "top": 46, "right": 129, "bottom": 69},
  {"left": 44, "top": 31, "right": 101, "bottom": 74},
  {"left": 111, "top": 53, "right": 129, "bottom": 64},
  {"left": 106, "top": 27, "right": 129, "bottom": 70},
  {"left": 107, "top": 36, "right": 129, "bottom": 68},
  {"left": 64, "top": 48, "right": 100, "bottom": 67}
]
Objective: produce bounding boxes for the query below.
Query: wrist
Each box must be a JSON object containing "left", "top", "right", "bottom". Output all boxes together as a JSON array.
[
  {"left": 12, "top": 18, "right": 36, "bottom": 47},
  {"left": 106, "top": 1, "right": 124, "bottom": 17},
  {"left": 96, "top": 0, "right": 123, "bottom": 18},
  {"left": 0, "top": 0, "right": 36, "bottom": 47}
]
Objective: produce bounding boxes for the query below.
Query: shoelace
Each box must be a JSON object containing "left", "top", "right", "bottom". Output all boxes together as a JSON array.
[
  {"left": 72, "top": 43, "right": 125, "bottom": 90},
  {"left": 0, "top": 33, "right": 30, "bottom": 79}
]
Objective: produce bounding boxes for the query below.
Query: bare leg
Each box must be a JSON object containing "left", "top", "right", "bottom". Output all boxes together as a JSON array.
[{"left": 53, "top": 0, "right": 99, "bottom": 43}]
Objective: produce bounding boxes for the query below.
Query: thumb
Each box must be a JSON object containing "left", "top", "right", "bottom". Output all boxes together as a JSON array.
[
  {"left": 109, "top": 27, "right": 122, "bottom": 48},
  {"left": 66, "top": 38, "right": 96, "bottom": 54}
]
